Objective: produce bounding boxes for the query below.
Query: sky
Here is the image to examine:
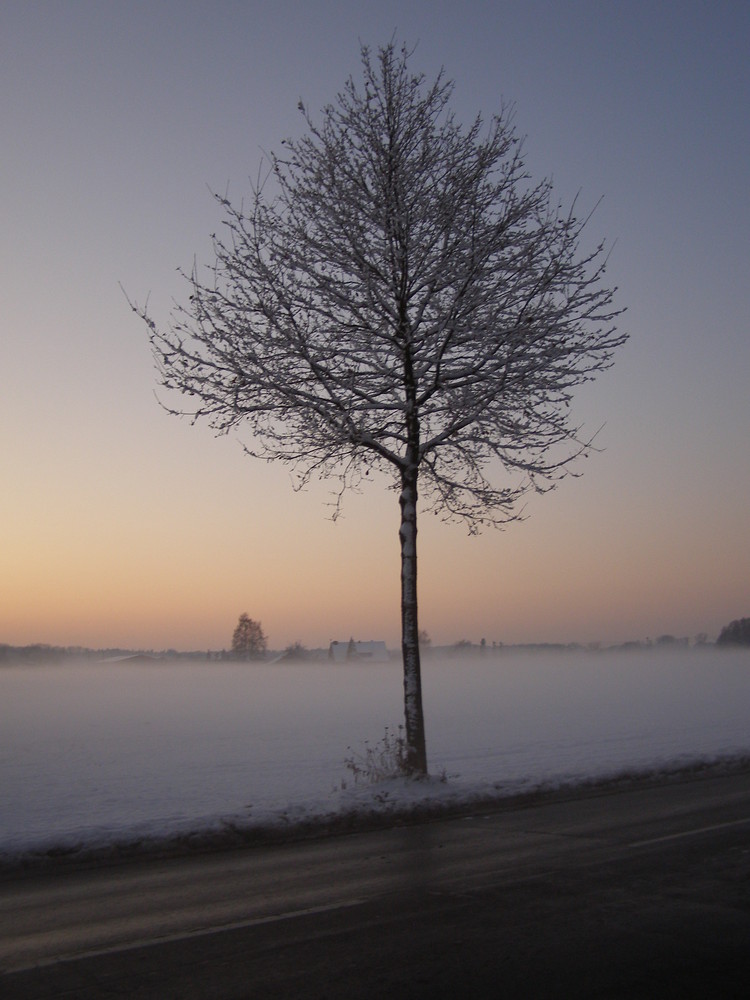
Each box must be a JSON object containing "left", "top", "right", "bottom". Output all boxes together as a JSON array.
[{"left": 2, "top": 0, "right": 749, "bottom": 652}]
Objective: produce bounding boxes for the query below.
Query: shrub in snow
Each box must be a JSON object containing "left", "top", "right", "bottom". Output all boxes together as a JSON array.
[{"left": 344, "top": 726, "right": 409, "bottom": 785}]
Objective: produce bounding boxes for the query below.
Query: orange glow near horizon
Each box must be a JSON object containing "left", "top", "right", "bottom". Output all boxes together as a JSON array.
[{"left": 4, "top": 446, "right": 747, "bottom": 651}]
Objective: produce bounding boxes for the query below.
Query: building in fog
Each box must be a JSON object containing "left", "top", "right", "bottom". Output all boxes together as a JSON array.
[{"left": 328, "top": 639, "right": 390, "bottom": 662}]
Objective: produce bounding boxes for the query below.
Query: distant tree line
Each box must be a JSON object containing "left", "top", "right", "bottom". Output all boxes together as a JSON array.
[
  {"left": 4, "top": 616, "right": 748, "bottom": 667},
  {"left": 0, "top": 644, "right": 225, "bottom": 664}
]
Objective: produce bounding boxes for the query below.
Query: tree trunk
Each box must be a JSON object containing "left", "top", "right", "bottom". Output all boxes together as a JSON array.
[{"left": 399, "top": 464, "right": 428, "bottom": 775}]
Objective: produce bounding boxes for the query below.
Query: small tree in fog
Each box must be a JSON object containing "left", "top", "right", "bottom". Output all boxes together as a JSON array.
[
  {"left": 133, "top": 41, "right": 625, "bottom": 773},
  {"left": 716, "top": 618, "right": 750, "bottom": 647},
  {"left": 283, "top": 642, "right": 309, "bottom": 661},
  {"left": 231, "top": 614, "right": 267, "bottom": 660},
  {"left": 418, "top": 630, "right": 432, "bottom": 650}
]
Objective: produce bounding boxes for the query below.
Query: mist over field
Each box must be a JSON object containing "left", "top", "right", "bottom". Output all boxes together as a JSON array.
[{"left": 2, "top": 648, "right": 748, "bottom": 860}]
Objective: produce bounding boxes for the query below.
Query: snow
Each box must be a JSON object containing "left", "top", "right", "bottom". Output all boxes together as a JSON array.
[{"left": 1, "top": 648, "right": 748, "bottom": 864}]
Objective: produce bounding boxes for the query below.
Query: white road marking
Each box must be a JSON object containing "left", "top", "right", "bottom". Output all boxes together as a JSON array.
[
  {"left": 629, "top": 816, "right": 750, "bottom": 848},
  {"left": 2, "top": 898, "right": 367, "bottom": 974}
]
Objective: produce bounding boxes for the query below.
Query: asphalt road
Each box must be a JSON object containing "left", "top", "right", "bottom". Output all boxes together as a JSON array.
[{"left": 2, "top": 770, "right": 750, "bottom": 998}]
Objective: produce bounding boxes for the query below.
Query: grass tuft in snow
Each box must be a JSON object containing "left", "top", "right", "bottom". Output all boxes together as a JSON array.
[{"left": 343, "top": 726, "right": 409, "bottom": 786}]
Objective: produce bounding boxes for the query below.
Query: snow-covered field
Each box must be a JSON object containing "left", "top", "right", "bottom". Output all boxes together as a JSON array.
[{"left": 1, "top": 648, "right": 748, "bottom": 862}]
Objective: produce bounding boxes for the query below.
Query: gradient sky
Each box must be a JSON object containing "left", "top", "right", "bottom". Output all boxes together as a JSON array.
[{"left": 2, "top": 1, "right": 749, "bottom": 651}]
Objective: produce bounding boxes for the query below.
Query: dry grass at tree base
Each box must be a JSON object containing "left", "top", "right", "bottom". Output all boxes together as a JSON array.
[{"left": 343, "top": 726, "right": 410, "bottom": 785}]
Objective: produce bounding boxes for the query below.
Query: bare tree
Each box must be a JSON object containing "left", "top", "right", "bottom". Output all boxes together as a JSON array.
[
  {"left": 231, "top": 614, "right": 267, "bottom": 660},
  {"left": 132, "top": 41, "right": 625, "bottom": 774}
]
